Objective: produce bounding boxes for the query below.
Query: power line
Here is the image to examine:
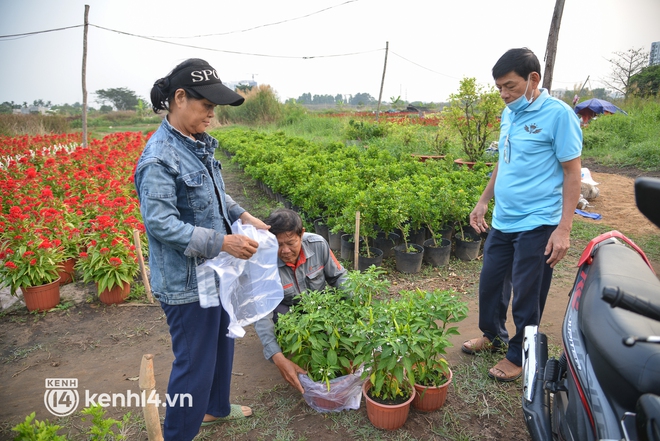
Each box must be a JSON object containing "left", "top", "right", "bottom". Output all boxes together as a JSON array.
[
  {"left": 145, "top": 0, "right": 359, "bottom": 39},
  {"left": 0, "top": 24, "right": 83, "bottom": 40},
  {"left": 0, "top": 19, "right": 382, "bottom": 59},
  {"left": 390, "top": 51, "right": 460, "bottom": 80},
  {"left": 92, "top": 24, "right": 382, "bottom": 59}
]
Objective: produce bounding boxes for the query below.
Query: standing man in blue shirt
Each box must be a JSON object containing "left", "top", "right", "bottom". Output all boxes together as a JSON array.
[{"left": 462, "top": 48, "right": 582, "bottom": 382}]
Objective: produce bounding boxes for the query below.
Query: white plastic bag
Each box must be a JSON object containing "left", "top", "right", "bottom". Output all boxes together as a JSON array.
[
  {"left": 299, "top": 367, "right": 364, "bottom": 413},
  {"left": 580, "top": 167, "right": 600, "bottom": 200},
  {"left": 197, "top": 220, "right": 283, "bottom": 338}
]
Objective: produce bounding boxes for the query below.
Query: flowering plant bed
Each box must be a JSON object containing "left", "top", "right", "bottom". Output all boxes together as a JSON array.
[{"left": 0, "top": 132, "right": 145, "bottom": 298}]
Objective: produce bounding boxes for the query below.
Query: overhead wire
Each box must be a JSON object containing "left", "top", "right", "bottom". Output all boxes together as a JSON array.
[
  {"left": 0, "top": 24, "right": 83, "bottom": 40},
  {"left": 91, "top": 24, "right": 382, "bottom": 59},
  {"left": 144, "top": 0, "right": 359, "bottom": 39},
  {"left": 0, "top": 9, "right": 459, "bottom": 98},
  {"left": 390, "top": 51, "right": 460, "bottom": 80}
]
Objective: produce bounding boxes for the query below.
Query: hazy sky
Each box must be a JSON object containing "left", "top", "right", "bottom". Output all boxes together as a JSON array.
[{"left": 1, "top": 0, "right": 658, "bottom": 106}]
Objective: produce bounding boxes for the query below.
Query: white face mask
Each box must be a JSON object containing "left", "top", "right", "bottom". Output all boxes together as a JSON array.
[{"left": 506, "top": 75, "right": 534, "bottom": 112}]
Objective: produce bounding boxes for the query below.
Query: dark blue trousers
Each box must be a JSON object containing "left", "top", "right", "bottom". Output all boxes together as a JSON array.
[
  {"left": 478, "top": 225, "right": 555, "bottom": 366},
  {"left": 160, "top": 302, "right": 234, "bottom": 441}
]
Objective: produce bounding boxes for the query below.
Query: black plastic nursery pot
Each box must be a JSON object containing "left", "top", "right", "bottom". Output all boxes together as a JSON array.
[
  {"left": 340, "top": 234, "right": 365, "bottom": 261},
  {"left": 454, "top": 233, "right": 482, "bottom": 261},
  {"left": 328, "top": 230, "right": 343, "bottom": 252},
  {"left": 357, "top": 247, "right": 384, "bottom": 271},
  {"left": 393, "top": 243, "right": 424, "bottom": 274},
  {"left": 407, "top": 227, "right": 428, "bottom": 246},
  {"left": 373, "top": 232, "right": 400, "bottom": 258},
  {"left": 422, "top": 238, "right": 451, "bottom": 267},
  {"left": 313, "top": 218, "right": 330, "bottom": 242}
]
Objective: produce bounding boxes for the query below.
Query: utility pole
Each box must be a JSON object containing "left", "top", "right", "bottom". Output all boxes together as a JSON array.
[
  {"left": 82, "top": 5, "right": 89, "bottom": 147},
  {"left": 542, "top": 0, "right": 565, "bottom": 93},
  {"left": 376, "top": 41, "right": 388, "bottom": 122}
]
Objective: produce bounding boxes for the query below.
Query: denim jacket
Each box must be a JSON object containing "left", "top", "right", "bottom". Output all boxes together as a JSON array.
[{"left": 134, "top": 118, "right": 245, "bottom": 305}]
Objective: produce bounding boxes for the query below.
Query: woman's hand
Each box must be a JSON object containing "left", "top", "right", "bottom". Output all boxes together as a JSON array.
[
  {"left": 221, "top": 234, "right": 259, "bottom": 259},
  {"left": 240, "top": 212, "right": 270, "bottom": 230}
]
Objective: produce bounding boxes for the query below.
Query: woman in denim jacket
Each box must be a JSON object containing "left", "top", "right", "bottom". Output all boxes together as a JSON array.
[{"left": 134, "top": 58, "right": 268, "bottom": 441}]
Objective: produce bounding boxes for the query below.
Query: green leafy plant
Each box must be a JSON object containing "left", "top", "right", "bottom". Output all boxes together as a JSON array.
[
  {"left": 403, "top": 289, "right": 468, "bottom": 387},
  {"left": 352, "top": 287, "right": 468, "bottom": 402},
  {"left": 80, "top": 404, "right": 127, "bottom": 440},
  {"left": 275, "top": 266, "right": 388, "bottom": 391},
  {"left": 345, "top": 119, "right": 388, "bottom": 141},
  {"left": 11, "top": 412, "right": 68, "bottom": 440},
  {"left": 443, "top": 77, "right": 504, "bottom": 163}
]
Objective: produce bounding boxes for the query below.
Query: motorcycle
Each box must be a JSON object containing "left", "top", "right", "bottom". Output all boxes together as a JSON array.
[{"left": 522, "top": 176, "right": 660, "bottom": 441}]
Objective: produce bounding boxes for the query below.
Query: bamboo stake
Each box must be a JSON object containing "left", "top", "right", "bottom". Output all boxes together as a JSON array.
[
  {"left": 133, "top": 230, "right": 154, "bottom": 303},
  {"left": 139, "top": 354, "right": 163, "bottom": 441},
  {"left": 354, "top": 211, "right": 360, "bottom": 270},
  {"left": 81, "top": 5, "right": 89, "bottom": 148}
]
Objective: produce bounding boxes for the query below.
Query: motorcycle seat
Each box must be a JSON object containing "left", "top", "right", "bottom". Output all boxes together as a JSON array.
[{"left": 580, "top": 241, "right": 660, "bottom": 410}]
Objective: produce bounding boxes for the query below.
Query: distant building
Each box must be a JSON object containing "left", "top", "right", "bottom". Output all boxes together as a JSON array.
[
  {"left": 550, "top": 88, "right": 566, "bottom": 99},
  {"left": 224, "top": 79, "right": 258, "bottom": 91},
  {"left": 650, "top": 41, "right": 660, "bottom": 66},
  {"left": 18, "top": 106, "right": 49, "bottom": 115}
]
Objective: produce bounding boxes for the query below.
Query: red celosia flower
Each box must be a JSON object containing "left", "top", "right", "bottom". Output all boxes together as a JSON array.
[
  {"left": 100, "top": 247, "right": 110, "bottom": 254},
  {"left": 5, "top": 261, "right": 18, "bottom": 270},
  {"left": 30, "top": 258, "right": 37, "bottom": 266},
  {"left": 109, "top": 257, "right": 122, "bottom": 266},
  {"left": 22, "top": 251, "right": 35, "bottom": 257}
]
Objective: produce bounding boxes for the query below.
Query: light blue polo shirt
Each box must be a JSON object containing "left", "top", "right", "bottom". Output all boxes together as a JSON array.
[{"left": 493, "top": 89, "right": 582, "bottom": 233}]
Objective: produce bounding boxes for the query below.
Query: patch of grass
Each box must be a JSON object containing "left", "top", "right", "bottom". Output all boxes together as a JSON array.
[
  {"left": 2, "top": 343, "right": 43, "bottom": 363},
  {"left": 570, "top": 220, "right": 660, "bottom": 263}
]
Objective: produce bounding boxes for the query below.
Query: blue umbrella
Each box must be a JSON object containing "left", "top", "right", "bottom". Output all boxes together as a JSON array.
[{"left": 574, "top": 98, "right": 627, "bottom": 115}]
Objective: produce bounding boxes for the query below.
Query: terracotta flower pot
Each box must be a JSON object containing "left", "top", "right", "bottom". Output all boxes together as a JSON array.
[
  {"left": 98, "top": 282, "right": 130, "bottom": 305},
  {"left": 21, "top": 278, "right": 61, "bottom": 312},
  {"left": 412, "top": 368, "right": 453, "bottom": 412},
  {"left": 454, "top": 158, "right": 494, "bottom": 169},
  {"left": 57, "top": 258, "right": 76, "bottom": 285},
  {"left": 362, "top": 381, "right": 415, "bottom": 430}
]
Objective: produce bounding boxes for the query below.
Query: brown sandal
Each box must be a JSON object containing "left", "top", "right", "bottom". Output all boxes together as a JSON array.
[
  {"left": 462, "top": 336, "right": 500, "bottom": 355},
  {"left": 488, "top": 358, "right": 522, "bottom": 382}
]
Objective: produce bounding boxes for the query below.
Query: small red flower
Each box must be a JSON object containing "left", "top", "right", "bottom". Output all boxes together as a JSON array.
[
  {"left": 29, "top": 258, "right": 37, "bottom": 266},
  {"left": 5, "top": 261, "right": 18, "bottom": 269},
  {"left": 109, "top": 257, "right": 122, "bottom": 266},
  {"left": 100, "top": 247, "right": 110, "bottom": 254}
]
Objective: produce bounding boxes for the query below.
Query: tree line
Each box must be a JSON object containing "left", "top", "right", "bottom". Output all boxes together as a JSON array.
[
  {"left": 2, "top": 47, "right": 657, "bottom": 117},
  {"left": 294, "top": 92, "right": 377, "bottom": 106}
]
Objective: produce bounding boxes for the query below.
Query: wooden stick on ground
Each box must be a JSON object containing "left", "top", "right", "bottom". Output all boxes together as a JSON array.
[
  {"left": 133, "top": 230, "right": 154, "bottom": 303},
  {"left": 354, "top": 211, "right": 361, "bottom": 271},
  {"left": 139, "top": 354, "right": 163, "bottom": 441}
]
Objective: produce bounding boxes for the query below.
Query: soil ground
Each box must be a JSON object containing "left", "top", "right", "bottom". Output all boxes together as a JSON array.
[{"left": 1, "top": 161, "right": 658, "bottom": 441}]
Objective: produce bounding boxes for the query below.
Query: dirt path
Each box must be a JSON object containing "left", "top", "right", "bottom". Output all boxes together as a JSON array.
[{"left": 1, "top": 163, "right": 657, "bottom": 441}]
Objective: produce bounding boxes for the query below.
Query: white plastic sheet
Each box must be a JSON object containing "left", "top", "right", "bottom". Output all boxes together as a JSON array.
[
  {"left": 299, "top": 367, "right": 364, "bottom": 413},
  {"left": 196, "top": 220, "right": 283, "bottom": 338}
]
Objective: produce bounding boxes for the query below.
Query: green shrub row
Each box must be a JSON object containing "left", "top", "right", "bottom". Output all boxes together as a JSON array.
[{"left": 210, "top": 128, "right": 492, "bottom": 246}]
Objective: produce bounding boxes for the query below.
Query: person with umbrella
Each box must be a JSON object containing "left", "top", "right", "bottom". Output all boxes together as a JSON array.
[{"left": 574, "top": 98, "right": 626, "bottom": 125}]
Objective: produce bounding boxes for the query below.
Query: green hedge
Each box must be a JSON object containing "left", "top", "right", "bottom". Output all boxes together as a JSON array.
[{"left": 211, "top": 128, "right": 492, "bottom": 244}]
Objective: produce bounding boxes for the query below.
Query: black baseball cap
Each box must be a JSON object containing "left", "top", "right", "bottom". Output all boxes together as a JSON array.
[{"left": 170, "top": 64, "right": 244, "bottom": 106}]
